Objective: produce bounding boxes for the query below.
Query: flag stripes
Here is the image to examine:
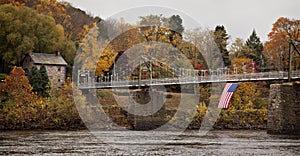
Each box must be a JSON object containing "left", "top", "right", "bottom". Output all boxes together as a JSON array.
[{"left": 218, "top": 83, "right": 239, "bottom": 109}]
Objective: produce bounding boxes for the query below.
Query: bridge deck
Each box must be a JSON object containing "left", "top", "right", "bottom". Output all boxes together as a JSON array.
[{"left": 77, "top": 71, "right": 300, "bottom": 89}]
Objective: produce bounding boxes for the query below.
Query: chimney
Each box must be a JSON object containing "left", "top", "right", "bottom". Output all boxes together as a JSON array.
[
  {"left": 56, "top": 50, "right": 60, "bottom": 56},
  {"left": 28, "top": 49, "right": 33, "bottom": 55}
]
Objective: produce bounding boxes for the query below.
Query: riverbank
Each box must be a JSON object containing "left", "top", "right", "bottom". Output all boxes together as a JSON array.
[{"left": 0, "top": 89, "right": 268, "bottom": 131}]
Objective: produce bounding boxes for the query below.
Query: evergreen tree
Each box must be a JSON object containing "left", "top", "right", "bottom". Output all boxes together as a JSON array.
[
  {"left": 39, "top": 65, "right": 50, "bottom": 96},
  {"left": 29, "top": 66, "right": 42, "bottom": 94},
  {"left": 214, "top": 25, "right": 230, "bottom": 66},
  {"left": 245, "top": 29, "right": 265, "bottom": 68},
  {"left": 164, "top": 15, "right": 184, "bottom": 34}
]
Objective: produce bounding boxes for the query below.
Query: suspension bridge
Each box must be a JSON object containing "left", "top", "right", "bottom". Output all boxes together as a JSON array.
[
  {"left": 76, "top": 40, "right": 300, "bottom": 89},
  {"left": 74, "top": 41, "right": 300, "bottom": 134},
  {"left": 76, "top": 56, "right": 300, "bottom": 89}
]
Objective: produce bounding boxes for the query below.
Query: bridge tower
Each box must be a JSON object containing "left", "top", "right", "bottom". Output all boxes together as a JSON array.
[{"left": 268, "top": 40, "right": 300, "bottom": 135}]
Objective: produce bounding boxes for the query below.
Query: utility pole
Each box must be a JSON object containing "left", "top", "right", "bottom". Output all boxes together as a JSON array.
[{"left": 288, "top": 40, "right": 293, "bottom": 82}]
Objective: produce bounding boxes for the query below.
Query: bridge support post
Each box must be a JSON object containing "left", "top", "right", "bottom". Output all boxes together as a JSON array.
[
  {"left": 139, "top": 58, "right": 142, "bottom": 88},
  {"left": 288, "top": 40, "right": 293, "bottom": 82},
  {"left": 267, "top": 83, "right": 300, "bottom": 134}
]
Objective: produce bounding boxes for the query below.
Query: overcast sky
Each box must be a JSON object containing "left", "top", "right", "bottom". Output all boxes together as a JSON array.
[{"left": 64, "top": 0, "right": 300, "bottom": 43}]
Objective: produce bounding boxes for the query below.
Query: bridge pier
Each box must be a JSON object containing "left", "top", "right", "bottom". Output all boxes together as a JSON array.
[
  {"left": 267, "top": 82, "right": 300, "bottom": 134},
  {"left": 128, "top": 88, "right": 168, "bottom": 130}
]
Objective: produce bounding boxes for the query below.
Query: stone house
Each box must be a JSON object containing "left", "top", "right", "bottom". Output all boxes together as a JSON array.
[{"left": 22, "top": 51, "right": 67, "bottom": 86}]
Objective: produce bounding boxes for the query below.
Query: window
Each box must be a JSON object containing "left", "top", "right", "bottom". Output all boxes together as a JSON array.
[{"left": 58, "top": 67, "right": 61, "bottom": 72}]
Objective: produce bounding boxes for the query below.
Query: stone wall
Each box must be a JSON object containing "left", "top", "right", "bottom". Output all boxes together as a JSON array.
[
  {"left": 36, "top": 65, "right": 66, "bottom": 86},
  {"left": 128, "top": 89, "right": 170, "bottom": 130},
  {"left": 294, "top": 83, "right": 300, "bottom": 133},
  {"left": 267, "top": 83, "right": 300, "bottom": 134}
]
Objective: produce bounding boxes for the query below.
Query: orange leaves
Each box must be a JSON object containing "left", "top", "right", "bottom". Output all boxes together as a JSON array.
[
  {"left": 264, "top": 17, "right": 300, "bottom": 71},
  {"left": 1, "top": 67, "right": 33, "bottom": 105},
  {"left": 9, "top": 0, "right": 26, "bottom": 6},
  {"left": 231, "top": 58, "right": 253, "bottom": 74}
]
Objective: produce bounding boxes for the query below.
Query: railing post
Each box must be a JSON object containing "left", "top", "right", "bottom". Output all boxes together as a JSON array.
[
  {"left": 150, "top": 53, "right": 152, "bottom": 84},
  {"left": 139, "top": 57, "right": 142, "bottom": 88},
  {"left": 173, "top": 67, "right": 175, "bottom": 79},
  {"left": 77, "top": 69, "right": 80, "bottom": 86}
]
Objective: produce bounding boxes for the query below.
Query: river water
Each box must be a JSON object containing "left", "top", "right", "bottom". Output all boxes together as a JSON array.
[{"left": 0, "top": 130, "right": 300, "bottom": 155}]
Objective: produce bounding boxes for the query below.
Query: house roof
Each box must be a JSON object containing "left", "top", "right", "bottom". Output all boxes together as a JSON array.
[{"left": 30, "top": 53, "right": 67, "bottom": 66}]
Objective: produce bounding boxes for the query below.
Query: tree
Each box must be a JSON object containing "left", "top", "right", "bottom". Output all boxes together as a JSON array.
[
  {"left": 264, "top": 17, "right": 300, "bottom": 71},
  {"left": 0, "top": 66, "right": 39, "bottom": 128},
  {"left": 28, "top": 65, "right": 50, "bottom": 96},
  {"left": 230, "top": 82, "right": 267, "bottom": 110},
  {"left": 183, "top": 28, "right": 221, "bottom": 69},
  {"left": 32, "top": 0, "right": 71, "bottom": 29},
  {"left": 74, "top": 23, "right": 117, "bottom": 76},
  {"left": 162, "top": 14, "right": 184, "bottom": 43},
  {"left": 164, "top": 15, "right": 184, "bottom": 34},
  {"left": 229, "top": 38, "right": 251, "bottom": 59},
  {"left": 0, "top": 67, "right": 33, "bottom": 105},
  {"left": 230, "top": 58, "right": 254, "bottom": 74},
  {"left": 39, "top": 65, "right": 50, "bottom": 96},
  {"left": 214, "top": 25, "right": 230, "bottom": 66},
  {"left": 245, "top": 30, "right": 265, "bottom": 69},
  {"left": 29, "top": 66, "right": 42, "bottom": 95},
  {"left": 139, "top": 14, "right": 184, "bottom": 47},
  {"left": 0, "top": 4, "right": 75, "bottom": 73}
]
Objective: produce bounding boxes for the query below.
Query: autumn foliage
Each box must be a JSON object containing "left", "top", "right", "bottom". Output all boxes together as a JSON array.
[
  {"left": 1, "top": 67, "right": 33, "bottom": 105},
  {"left": 0, "top": 67, "right": 85, "bottom": 129},
  {"left": 264, "top": 17, "right": 300, "bottom": 71}
]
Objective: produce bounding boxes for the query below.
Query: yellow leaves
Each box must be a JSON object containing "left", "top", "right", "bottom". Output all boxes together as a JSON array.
[
  {"left": 95, "top": 46, "right": 117, "bottom": 76},
  {"left": 229, "top": 82, "right": 266, "bottom": 110},
  {"left": 231, "top": 58, "right": 253, "bottom": 74},
  {"left": 0, "top": 73, "right": 84, "bottom": 128}
]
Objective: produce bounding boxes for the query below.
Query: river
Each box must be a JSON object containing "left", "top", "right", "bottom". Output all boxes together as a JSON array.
[{"left": 1, "top": 130, "right": 300, "bottom": 155}]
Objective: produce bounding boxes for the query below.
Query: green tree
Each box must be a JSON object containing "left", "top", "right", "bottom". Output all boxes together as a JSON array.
[
  {"left": 164, "top": 15, "right": 184, "bottom": 34},
  {"left": 39, "top": 65, "right": 50, "bottom": 96},
  {"left": 162, "top": 14, "right": 184, "bottom": 43},
  {"left": 214, "top": 25, "right": 230, "bottom": 66},
  {"left": 28, "top": 65, "right": 50, "bottom": 96},
  {"left": 28, "top": 66, "right": 42, "bottom": 95},
  {"left": 45, "top": 77, "right": 86, "bottom": 129},
  {"left": 0, "top": 4, "right": 75, "bottom": 73},
  {"left": 245, "top": 29, "right": 265, "bottom": 69}
]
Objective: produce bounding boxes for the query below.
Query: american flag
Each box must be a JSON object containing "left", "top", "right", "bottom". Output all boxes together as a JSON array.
[{"left": 218, "top": 83, "right": 239, "bottom": 109}]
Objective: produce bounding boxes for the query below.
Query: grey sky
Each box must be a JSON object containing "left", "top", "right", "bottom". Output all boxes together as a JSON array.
[{"left": 64, "top": 0, "right": 300, "bottom": 42}]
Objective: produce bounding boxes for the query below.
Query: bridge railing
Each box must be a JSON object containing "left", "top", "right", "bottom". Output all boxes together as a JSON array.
[{"left": 77, "top": 70, "right": 300, "bottom": 89}]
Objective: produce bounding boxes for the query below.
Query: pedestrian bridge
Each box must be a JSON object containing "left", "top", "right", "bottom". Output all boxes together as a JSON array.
[{"left": 77, "top": 68, "right": 300, "bottom": 89}]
